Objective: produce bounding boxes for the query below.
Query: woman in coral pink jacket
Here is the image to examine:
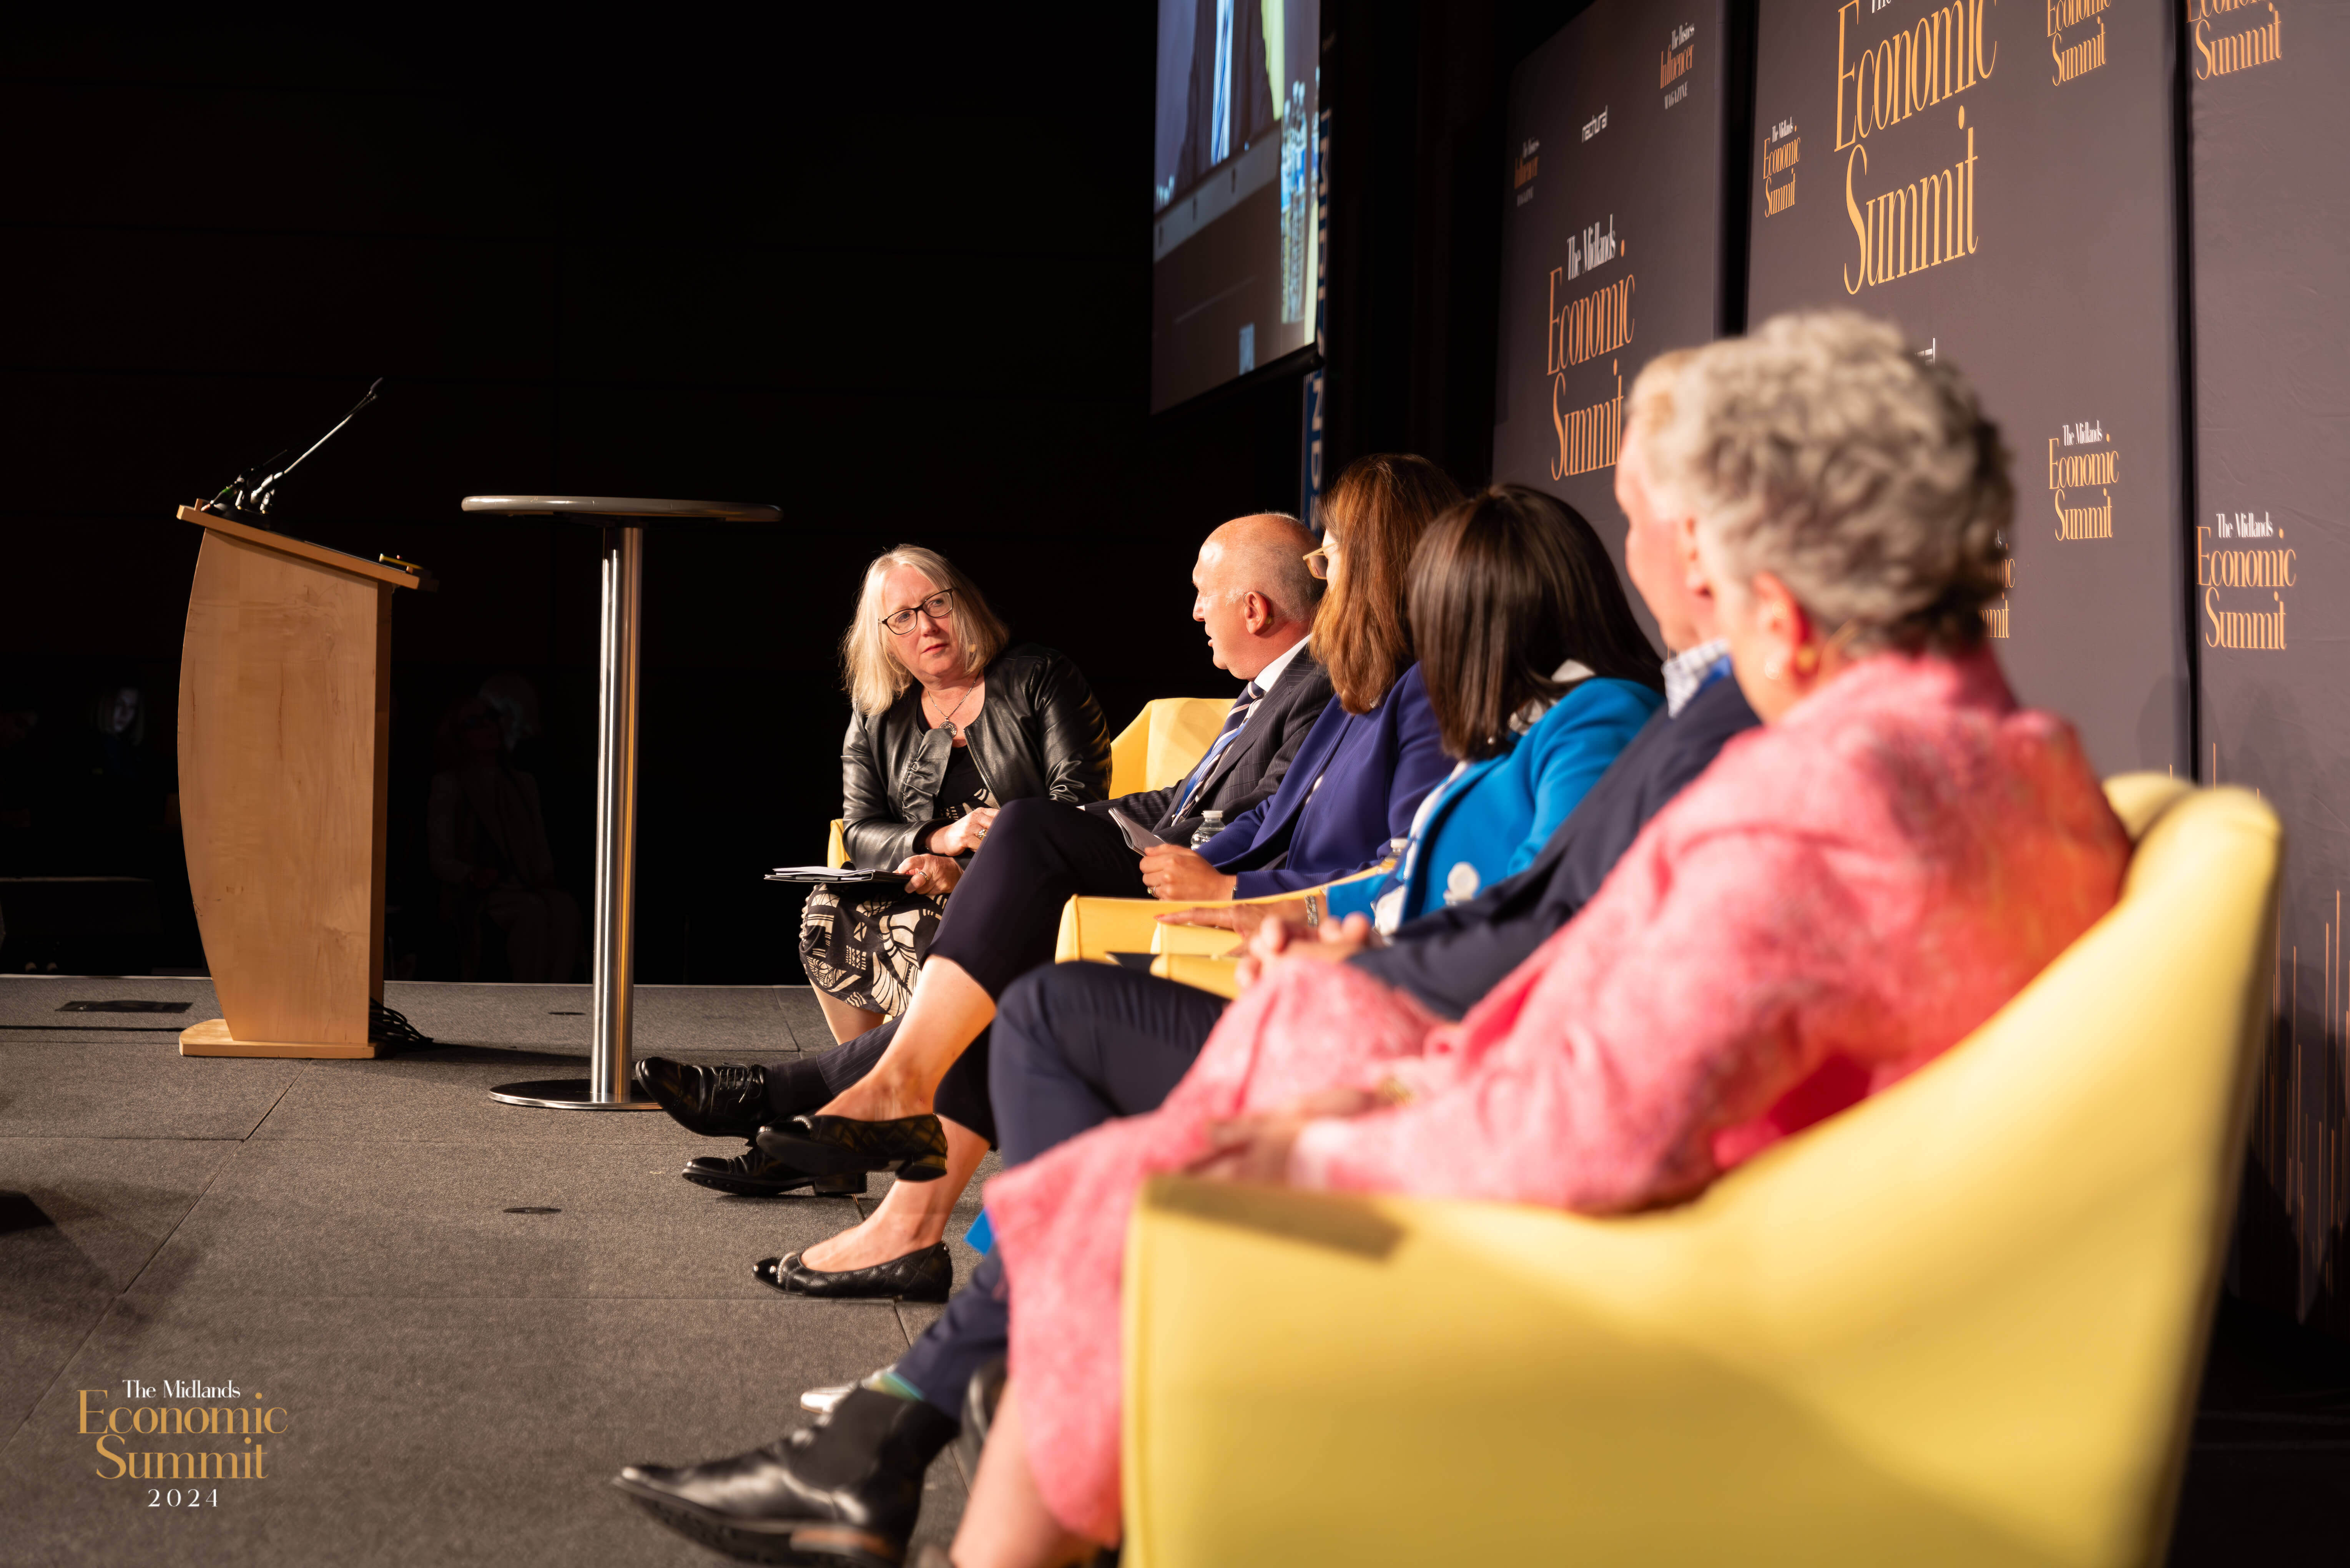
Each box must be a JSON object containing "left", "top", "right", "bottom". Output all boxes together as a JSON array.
[{"left": 952, "top": 314, "right": 2134, "bottom": 1564}]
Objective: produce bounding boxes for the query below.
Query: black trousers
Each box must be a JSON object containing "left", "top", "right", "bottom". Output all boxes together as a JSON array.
[
  {"left": 765, "top": 797, "right": 1148, "bottom": 1145},
  {"left": 925, "top": 797, "right": 1149, "bottom": 998},
  {"left": 892, "top": 962, "right": 1230, "bottom": 1420}
]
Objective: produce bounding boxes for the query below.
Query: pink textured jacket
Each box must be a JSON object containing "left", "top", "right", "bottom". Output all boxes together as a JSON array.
[{"left": 985, "top": 648, "right": 2130, "bottom": 1542}]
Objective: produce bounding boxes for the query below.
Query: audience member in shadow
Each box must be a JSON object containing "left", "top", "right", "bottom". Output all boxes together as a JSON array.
[{"left": 428, "top": 695, "right": 580, "bottom": 983}]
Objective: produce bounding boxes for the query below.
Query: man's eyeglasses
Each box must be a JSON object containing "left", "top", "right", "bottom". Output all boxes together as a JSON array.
[
  {"left": 1303, "top": 538, "right": 1340, "bottom": 581},
  {"left": 882, "top": 590, "right": 956, "bottom": 635}
]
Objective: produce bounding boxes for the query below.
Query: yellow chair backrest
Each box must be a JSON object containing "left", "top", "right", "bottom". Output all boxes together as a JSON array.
[
  {"left": 1123, "top": 777, "right": 2282, "bottom": 1566},
  {"left": 826, "top": 695, "right": 1235, "bottom": 869},
  {"left": 1110, "top": 697, "right": 1236, "bottom": 799}
]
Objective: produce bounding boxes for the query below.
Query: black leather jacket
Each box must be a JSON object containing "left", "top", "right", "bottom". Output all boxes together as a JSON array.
[{"left": 840, "top": 643, "right": 1112, "bottom": 869}]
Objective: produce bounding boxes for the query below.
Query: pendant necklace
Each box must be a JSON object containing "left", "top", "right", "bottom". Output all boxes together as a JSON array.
[{"left": 928, "top": 680, "right": 979, "bottom": 739}]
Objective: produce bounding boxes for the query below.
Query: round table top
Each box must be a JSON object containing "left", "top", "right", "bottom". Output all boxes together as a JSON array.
[{"left": 461, "top": 495, "right": 781, "bottom": 523}]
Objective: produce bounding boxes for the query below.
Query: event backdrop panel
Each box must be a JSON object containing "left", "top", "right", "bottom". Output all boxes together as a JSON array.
[
  {"left": 1746, "top": 0, "right": 2187, "bottom": 776},
  {"left": 1491, "top": 0, "right": 1734, "bottom": 647},
  {"left": 2189, "top": 0, "right": 2350, "bottom": 1332}
]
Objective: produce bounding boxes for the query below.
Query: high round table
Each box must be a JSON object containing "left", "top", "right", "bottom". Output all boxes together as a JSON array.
[{"left": 460, "top": 496, "right": 782, "bottom": 1110}]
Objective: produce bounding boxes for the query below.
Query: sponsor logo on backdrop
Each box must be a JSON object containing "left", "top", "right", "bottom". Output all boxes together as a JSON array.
[
  {"left": 1663, "top": 22, "right": 1698, "bottom": 107},
  {"left": 1515, "top": 138, "right": 1542, "bottom": 207},
  {"left": 1833, "top": 0, "right": 1997, "bottom": 293},
  {"left": 78, "top": 1379, "right": 288, "bottom": 1495},
  {"left": 2190, "top": 0, "right": 2283, "bottom": 77},
  {"left": 2049, "top": 419, "right": 2118, "bottom": 540},
  {"left": 1764, "top": 120, "right": 1801, "bottom": 214},
  {"left": 2199, "top": 512, "right": 2295, "bottom": 649}
]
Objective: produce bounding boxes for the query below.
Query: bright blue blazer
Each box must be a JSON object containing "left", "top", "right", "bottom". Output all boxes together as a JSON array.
[
  {"left": 1325, "top": 676, "right": 1662, "bottom": 926},
  {"left": 1198, "top": 664, "right": 1452, "bottom": 899}
]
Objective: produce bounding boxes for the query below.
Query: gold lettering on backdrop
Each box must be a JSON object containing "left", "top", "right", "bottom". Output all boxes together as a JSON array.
[
  {"left": 1763, "top": 128, "right": 1801, "bottom": 215},
  {"left": 2048, "top": 0, "right": 2109, "bottom": 82},
  {"left": 2191, "top": 0, "right": 2283, "bottom": 77},
  {"left": 1983, "top": 550, "right": 2012, "bottom": 637},
  {"left": 1661, "top": 43, "right": 1696, "bottom": 86},
  {"left": 1835, "top": 0, "right": 1994, "bottom": 293},
  {"left": 1842, "top": 120, "right": 1979, "bottom": 292},
  {"left": 2199, "top": 518, "right": 2296, "bottom": 649},
  {"left": 2048, "top": 432, "right": 2118, "bottom": 540},
  {"left": 1548, "top": 274, "right": 1636, "bottom": 367},
  {"left": 1553, "top": 364, "right": 1627, "bottom": 480},
  {"left": 1835, "top": 0, "right": 1997, "bottom": 153}
]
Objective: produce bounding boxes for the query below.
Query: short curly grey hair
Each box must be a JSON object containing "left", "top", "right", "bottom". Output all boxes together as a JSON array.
[{"left": 1630, "top": 311, "right": 2010, "bottom": 651}]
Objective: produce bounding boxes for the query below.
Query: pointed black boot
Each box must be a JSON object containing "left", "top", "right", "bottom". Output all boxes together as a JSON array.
[
  {"left": 635, "top": 1058, "right": 773, "bottom": 1139},
  {"left": 685, "top": 1141, "right": 869, "bottom": 1198},
  {"left": 615, "top": 1387, "right": 957, "bottom": 1566},
  {"left": 757, "top": 1114, "right": 950, "bottom": 1183}
]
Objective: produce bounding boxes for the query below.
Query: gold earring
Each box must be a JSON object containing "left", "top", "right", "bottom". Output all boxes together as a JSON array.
[{"left": 1792, "top": 644, "right": 1821, "bottom": 676}]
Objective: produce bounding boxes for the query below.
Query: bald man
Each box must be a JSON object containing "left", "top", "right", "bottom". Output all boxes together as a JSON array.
[{"left": 635, "top": 512, "right": 1336, "bottom": 1194}]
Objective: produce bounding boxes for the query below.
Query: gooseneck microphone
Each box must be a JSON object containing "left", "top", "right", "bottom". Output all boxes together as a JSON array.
[{"left": 210, "top": 377, "right": 384, "bottom": 518}]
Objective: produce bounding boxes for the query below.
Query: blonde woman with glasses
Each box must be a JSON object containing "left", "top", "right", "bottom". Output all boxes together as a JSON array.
[{"left": 797, "top": 546, "right": 1112, "bottom": 1045}]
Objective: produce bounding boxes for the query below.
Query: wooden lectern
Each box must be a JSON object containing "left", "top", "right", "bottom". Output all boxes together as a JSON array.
[{"left": 173, "top": 505, "right": 427, "bottom": 1058}]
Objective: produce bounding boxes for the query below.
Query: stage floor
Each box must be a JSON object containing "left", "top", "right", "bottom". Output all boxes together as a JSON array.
[
  {"left": 0, "top": 975, "right": 991, "bottom": 1565},
  {"left": 4, "top": 974, "right": 2347, "bottom": 1564}
]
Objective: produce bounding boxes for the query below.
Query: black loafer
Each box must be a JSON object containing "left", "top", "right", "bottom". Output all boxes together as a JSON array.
[
  {"left": 683, "top": 1142, "right": 869, "bottom": 1198},
  {"left": 615, "top": 1386, "right": 956, "bottom": 1566},
  {"left": 635, "top": 1058, "right": 771, "bottom": 1139},
  {"left": 755, "top": 1244, "right": 953, "bottom": 1303},
  {"left": 757, "top": 1114, "right": 950, "bottom": 1183}
]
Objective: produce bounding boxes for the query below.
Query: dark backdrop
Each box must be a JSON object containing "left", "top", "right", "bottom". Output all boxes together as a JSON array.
[{"left": 0, "top": 4, "right": 1590, "bottom": 984}]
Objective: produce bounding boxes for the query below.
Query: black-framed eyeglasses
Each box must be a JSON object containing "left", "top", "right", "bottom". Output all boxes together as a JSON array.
[{"left": 882, "top": 590, "right": 956, "bottom": 635}]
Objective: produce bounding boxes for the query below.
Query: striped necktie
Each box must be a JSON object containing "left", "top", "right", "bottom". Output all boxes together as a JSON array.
[{"left": 1172, "top": 680, "right": 1263, "bottom": 813}]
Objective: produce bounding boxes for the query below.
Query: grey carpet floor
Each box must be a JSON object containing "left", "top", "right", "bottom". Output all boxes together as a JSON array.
[{"left": 0, "top": 975, "right": 992, "bottom": 1566}]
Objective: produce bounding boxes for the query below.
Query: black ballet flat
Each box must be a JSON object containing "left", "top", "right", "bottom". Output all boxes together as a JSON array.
[
  {"left": 756, "top": 1113, "right": 950, "bottom": 1183},
  {"left": 754, "top": 1244, "right": 953, "bottom": 1303},
  {"left": 681, "top": 1141, "right": 869, "bottom": 1198}
]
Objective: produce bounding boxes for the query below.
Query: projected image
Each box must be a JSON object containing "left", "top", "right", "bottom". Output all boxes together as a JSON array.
[{"left": 1151, "top": 0, "right": 1320, "bottom": 412}]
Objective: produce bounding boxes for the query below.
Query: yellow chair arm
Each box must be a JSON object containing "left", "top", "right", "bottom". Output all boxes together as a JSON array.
[
  {"left": 1054, "top": 864, "right": 1396, "bottom": 966},
  {"left": 1147, "top": 954, "right": 1240, "bottom": 998},
  {"left": 826, "top": 819, "right": 849, "bottom": 870},
  {"left": 1122, "top": 779, "right": 2282, "bottom": 1567}
]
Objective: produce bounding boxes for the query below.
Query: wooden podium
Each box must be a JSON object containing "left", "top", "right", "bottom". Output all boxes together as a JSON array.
[{"left": 173, "top": 505, "right": 427, "bottom": 1058}]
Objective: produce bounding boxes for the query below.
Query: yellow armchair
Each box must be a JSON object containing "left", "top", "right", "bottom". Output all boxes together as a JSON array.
[
  {"left": 1121, "top": 776, "right": 2280, "bottom": 1567},
  {"left": 823, "top": 696, "right": 1233, "bottom": 872}
]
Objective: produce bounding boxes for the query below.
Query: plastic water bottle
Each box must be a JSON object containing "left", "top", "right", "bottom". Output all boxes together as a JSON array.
[{"left": 1192, "top": 811, "right": 1225, "bottom": 849}]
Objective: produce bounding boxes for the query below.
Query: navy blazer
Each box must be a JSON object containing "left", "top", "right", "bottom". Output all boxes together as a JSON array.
[
  {"left": 1350, "top": 669, "right": 1760, "bottom": 1019},
  {"left": 1195, "top": 664, "right": 1453, "bottom": 898}
]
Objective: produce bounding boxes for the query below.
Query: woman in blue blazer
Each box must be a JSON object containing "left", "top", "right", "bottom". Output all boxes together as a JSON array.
[
  {"left": 1168, "top": 485, "right": 1663, "bottom": 934},
  {"left": 1138, "top": 455, "right": 1464, "bottom": 902}
]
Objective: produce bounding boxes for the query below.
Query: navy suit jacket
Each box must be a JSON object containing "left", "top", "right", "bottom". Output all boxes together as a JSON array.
[
  {"left": 1351, "top": 670, "right": 1761, "bottom": 1019},
  {"left": 1196, "top": 664, "right": 1452, "bottom": 898}
]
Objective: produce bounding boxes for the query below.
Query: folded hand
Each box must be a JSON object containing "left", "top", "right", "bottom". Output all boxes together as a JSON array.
[
  {"left": 1139, "top": 843, "right": 1238, "bottom": 902},
  {"left": 896, "top": 853, "right": 963, "bottom": 897},
  {"left": 1190, "top": 1087, "right": 1386, "bottom": 1184},
  {"left": 1232, "top": 910, "right": 1382, "bottom": 990}
]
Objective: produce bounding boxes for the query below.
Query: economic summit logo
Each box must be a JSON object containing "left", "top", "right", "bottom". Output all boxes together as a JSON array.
[{"left": 77, "top": 1377, "right": 289, "bottom": 1502}]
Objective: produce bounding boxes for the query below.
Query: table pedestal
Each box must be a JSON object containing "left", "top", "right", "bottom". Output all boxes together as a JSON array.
[{"left": 492, "top": 524, "right": 658, "bottom": 1110}]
